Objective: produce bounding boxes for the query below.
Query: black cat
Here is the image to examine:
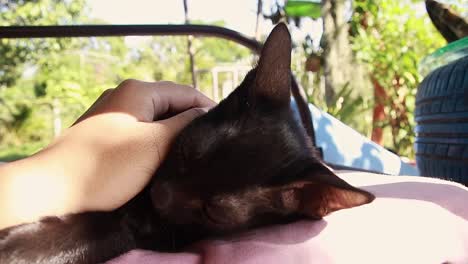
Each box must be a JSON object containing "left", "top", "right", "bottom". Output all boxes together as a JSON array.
[{"left": 0, "top": 23, "right": 374, "bottom": 264}]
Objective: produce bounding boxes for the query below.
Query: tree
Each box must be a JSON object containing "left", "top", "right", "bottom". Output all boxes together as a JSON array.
[
  {"left": 0, "top": 0, "right": 88, "bottom": 155},
  {"left": 321, "top": 0, "right": 354, "bottom": 106},
  {"left": 183, "top": 0, "right": 198, "bottom": 89},
  {"left": 255, "top": 0, "right": 263, "bottom": 40},
  {"left": 350, "top": 0, "right": 445, "bottom": 157},
  {"left": 0, "top": 0, "right": 87, "bottom": 87}
]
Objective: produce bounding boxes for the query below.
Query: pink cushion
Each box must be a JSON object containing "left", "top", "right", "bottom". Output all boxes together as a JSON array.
[{"left": 107, "top": 172, "right": 468, "bottom": 263}]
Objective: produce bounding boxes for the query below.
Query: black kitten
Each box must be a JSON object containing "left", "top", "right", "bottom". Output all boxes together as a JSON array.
[{"left": 0, "top": 23, "right": 374, "bottom": 264}]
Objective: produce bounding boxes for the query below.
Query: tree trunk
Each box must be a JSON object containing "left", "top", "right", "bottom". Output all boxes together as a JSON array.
[
  {"left": 371, "top": 78, "right": 386, "bottom": 145},
  {"left": 254, "top": 0, "right": 263, "bottom": 41},
  {"left": 321, "top": 0, "right": 353, "bottom": 106},
  {"left": 52, "top": 98, "right": 62, "bottom": 138},
  {"left": 183, "top": 0, "right": 198, "bottom": 89}
]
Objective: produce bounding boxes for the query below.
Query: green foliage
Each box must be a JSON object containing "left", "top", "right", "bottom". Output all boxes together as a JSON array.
[
  {"left": 0, "top": 140, "right": 45, "bottom": 161},
  {"left": 324, "top": 84, "right": 371, "bottom": 128},
  {"left": 0, "top": 0, "right": 91, "bottom": 157},
  {"left": 291, "top": 45, "right": 373, "bottom": 137},
  {"left": 306, "top": 81, "right": 373, "bottom": 135},
  {"left": 0, "top": 0, "right": 85, "bottom": 26},
  {"left": 0, "top": 0, "right": 87, "bottom": 86},
  {"left": 351, "top": 0, "right": 445, "bottom": 157}
]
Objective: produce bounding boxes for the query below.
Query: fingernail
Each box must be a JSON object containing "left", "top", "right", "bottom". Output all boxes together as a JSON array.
[{"left": 199, "top": 106, "right": 212, "bottom": 113}]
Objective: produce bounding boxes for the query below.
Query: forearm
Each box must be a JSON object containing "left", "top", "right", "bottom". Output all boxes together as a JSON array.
[
  {"left": 0, "top": 114, "right": 153, "bottom": 230},
  {"left": 0, "top": 147, "right": 85, "bottom": 229}
]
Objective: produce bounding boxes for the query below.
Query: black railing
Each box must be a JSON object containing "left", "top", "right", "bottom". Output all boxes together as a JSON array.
[{"left": 0, "top": 24, "right": 262, "bottom": 54}]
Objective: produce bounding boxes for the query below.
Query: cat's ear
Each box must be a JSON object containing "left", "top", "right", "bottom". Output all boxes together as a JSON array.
[
  {"left": 278, "top": 163, "right": 374, "bottom": 219},
  {"left": 253, "top": 23, "right": 292, "bottom": 106}
]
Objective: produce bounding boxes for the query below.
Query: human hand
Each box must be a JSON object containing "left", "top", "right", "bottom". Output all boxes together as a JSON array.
[{"left": 0, "top": 79, "right": 215, "bottom": 229}]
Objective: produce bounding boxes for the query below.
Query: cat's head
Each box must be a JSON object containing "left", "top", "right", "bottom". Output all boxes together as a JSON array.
[{"left": 150, "top": 23, "right": 374, "bottom": 235}]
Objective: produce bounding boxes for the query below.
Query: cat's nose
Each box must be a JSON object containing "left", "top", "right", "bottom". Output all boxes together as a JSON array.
[{"left": 151, "top": 182, "right": 173, "bottom": 210}]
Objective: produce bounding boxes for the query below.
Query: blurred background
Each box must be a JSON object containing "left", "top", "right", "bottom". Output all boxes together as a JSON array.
[{"left": 0, "top": 0, "right": 460, "bottom": 162}]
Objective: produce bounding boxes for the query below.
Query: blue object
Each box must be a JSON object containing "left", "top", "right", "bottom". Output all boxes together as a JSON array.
[
  {"left": 291, "top": 101, "right": 420, "bottom": 176},
  {"left": 415, "top": 55, "right": 468, "bottom": 184}
]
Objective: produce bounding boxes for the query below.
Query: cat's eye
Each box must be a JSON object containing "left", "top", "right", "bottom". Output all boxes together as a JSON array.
[
  {"left": 202, "top": 204, "right": 220, "bottom": 224},
  {"left": 202, "top": 204, "right": 231, "bottom": 226}
]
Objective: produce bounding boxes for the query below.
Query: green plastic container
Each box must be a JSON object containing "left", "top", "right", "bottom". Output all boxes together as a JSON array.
[
  {"left": 284, "top": 0, "right": 321, "bottom": 19},
  {"left": 418, "top": 37, "right": 468, "bottom": 78}
]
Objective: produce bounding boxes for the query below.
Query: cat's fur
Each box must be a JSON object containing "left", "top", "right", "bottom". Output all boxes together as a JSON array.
[{"left": 0, "top": 23, "right": 374, "bottom": 264}]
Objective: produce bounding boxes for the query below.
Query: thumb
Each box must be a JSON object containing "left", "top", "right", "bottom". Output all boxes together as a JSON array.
[
  {"left": 149, "top": 107, "right": 209, "bottom": 163},
  {"left": 155, "top": 107, "right": 209, "bottom": 144},
  {"left": 158, "top": 107, "right": 210, "bottom": 133}
]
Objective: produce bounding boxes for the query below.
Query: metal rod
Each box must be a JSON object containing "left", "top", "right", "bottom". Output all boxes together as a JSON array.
[{"left": 0, "top": 24, "right": 262, "bottom": 54}]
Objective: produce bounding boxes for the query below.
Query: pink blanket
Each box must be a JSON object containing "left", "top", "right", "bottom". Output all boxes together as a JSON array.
[{"left": 107, "top": 172, "right": 468, "bottom": 263}]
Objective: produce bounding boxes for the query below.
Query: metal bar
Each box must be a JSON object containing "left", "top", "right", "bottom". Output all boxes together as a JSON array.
[{"left": 0, "top": 24, "right": 262, "bottom": 54}]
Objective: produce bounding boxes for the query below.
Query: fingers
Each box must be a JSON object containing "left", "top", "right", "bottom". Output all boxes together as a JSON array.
[
  {"left": 152, "top": 81, "right": 216, "bottom": 111},
  {"left": 150, "top": 82, "right": 216, "bottom": 121},
  {"left": 83, "top": 79, "right": 216, "bottom": 122}
]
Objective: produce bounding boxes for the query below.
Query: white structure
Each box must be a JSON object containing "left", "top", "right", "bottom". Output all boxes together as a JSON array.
[{"left": 209, "top": 65, "right": 251, "bottom": 102}]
